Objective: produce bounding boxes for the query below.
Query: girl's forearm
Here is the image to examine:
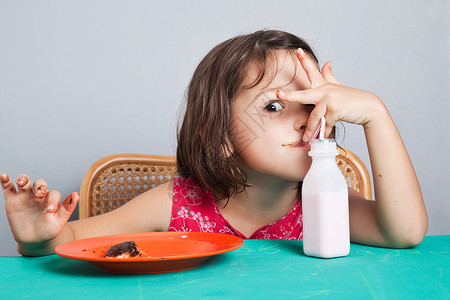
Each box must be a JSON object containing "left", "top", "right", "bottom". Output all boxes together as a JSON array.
[{"left": 363, "top": 101, "right": 428, "bottom": 247}]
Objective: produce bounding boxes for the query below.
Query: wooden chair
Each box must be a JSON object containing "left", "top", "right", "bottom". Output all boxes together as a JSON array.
[
  {"left": 79, "top": 150, "right": 372, "bottom": 218},
  {"left": 336, "top": 148, "right": 372, "bottom": 200}
]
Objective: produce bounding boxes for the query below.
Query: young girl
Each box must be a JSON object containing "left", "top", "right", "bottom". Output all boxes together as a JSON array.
[{"left": 1, "top": 30, "right": 427, "bottom": 256}]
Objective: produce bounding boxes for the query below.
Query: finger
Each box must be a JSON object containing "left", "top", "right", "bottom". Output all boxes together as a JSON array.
[
  {"left": 296, "top": 48, "right": 327, "bottom": 86},
  {"left": 303, "top": 105, "right": 327, "bottom": 142},
  {"left": 56, "top": 192, "right": 79, "bottom": 221},
  {"left": 45, "top": 190, "right": 62, "bottom": 213},
  {"left": 324, "top": 121, "right": 335, "bottom": 139},
  {"left": 306, "top": 111, "right": 339, "bottom": 142},
  {"left": 276, "top": 89, "right": 326, "bottom": 142},
  {"left": 321, "top": 61, "right": 342, "bottom": 85},
  {"left": 16, "top": 174, "right": 32, "bottom": 193},
  {"left": 276, "top": 88, "right": 323, "bottom": 105},
  {"left": 32, "top": 179, "right": 48, "bottom": 199},
  {"left": 1, "top": 173, "right": 17, "bottom": 195},
  {"left": 322, "top": 114, "right": 338, "bottom": 139}
]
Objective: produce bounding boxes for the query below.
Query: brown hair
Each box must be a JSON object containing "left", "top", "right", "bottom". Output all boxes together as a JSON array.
[{"left": 176, "top": 30, "right": 318, "bottom": 201}]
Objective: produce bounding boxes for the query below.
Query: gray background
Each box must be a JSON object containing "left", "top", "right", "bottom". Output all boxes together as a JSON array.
[{"left": 1, "top": 0, "right": 448, "bottom": 255}]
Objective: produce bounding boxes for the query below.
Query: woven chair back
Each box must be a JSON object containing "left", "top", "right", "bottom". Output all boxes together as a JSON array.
[{"left": 79, "top": 150, "right": 371, "bottom": 218}]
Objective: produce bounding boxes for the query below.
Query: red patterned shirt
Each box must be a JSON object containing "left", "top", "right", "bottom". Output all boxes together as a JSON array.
[{"left": 169, "top": 177, "right": 303, "bottom": 240}]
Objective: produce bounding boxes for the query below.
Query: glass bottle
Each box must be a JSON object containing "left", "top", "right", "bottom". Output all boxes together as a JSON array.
[{"left": 302, "top": 139, "right": 350, "bottom": 258}]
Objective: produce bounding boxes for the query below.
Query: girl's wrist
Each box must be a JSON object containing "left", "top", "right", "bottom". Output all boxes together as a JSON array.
[
  {"left": 361, "top": 94, "right": 390, "bottom": 130},
  {"left": 17, "top": 240, "right": 56, "bottom": 256},
  {"left": 17, "top": 223, "right": 74, "bottom": 256}
]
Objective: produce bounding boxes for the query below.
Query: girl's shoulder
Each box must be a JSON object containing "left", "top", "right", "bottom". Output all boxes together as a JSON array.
[{"left": 172, "top": 177, "right": 215, "bottom": 205}]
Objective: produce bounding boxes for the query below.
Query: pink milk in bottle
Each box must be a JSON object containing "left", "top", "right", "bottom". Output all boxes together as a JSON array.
[{"left": 301, "top": 139, "right": 350, "bottom": 258}]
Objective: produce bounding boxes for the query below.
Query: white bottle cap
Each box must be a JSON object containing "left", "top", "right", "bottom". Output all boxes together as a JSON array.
[{"left": 309, "top": 139, "right": 339, "bottom": 156}]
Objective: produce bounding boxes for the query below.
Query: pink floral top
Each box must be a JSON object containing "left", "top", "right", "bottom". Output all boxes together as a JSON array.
[{"left": 169, "top": 177, "right": 303, "bottom": 240}]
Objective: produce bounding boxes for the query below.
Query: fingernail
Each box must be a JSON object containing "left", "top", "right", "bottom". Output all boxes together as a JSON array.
[
  {"left": 17, "top": 177, "right": 27, "bottom": 186},
  {"left": 302, "top": 134, "right": 309, "bottom": 142},
  {"left": 47, "top": 204, "right": 56, "bottom": 212},
  {"left": 276, "top": 90, "right": 287, "bottom": 98},
  {"left": 36, "top": 186, "right": 47, "bottom": 196},
  {"left": 328, "top": 61, "right": 332, "bottom": 71},
  {"left": 297, "top": 48, "right": 305, "bottom": 60}
]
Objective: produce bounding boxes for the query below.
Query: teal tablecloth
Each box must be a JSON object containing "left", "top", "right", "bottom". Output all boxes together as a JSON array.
[{"left": 1, "top": 235, "right": 449, "bottom": 299}]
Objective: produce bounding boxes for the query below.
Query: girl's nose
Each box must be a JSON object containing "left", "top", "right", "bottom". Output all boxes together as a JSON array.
[
  {"left": 292, "top": 103, "right": 312, "bottom": 131},
  {"left": 294, "top": 120, "right": 306, "bottom": 131}
]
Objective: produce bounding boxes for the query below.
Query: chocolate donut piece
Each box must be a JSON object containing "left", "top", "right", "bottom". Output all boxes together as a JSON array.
[{"left": 104, "top": 241, "right": 141, "bottom": 258}]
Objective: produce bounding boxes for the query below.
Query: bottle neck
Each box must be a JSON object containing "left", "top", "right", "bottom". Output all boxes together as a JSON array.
[
  {"left": 310, "top": 154, "right": 338, "bottom": 165},
  {"left": 308, "top": 139, "right": 339, "bottom": 168},
  {"left": 308, "top": 139, "right": 339, "bottom": 157}
]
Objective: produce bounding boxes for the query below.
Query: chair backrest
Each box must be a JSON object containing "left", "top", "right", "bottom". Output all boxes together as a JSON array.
[
  {"left": 337, "top": 148, "right": 372, "bottom": 200},
  {"left": 79, "top": 150, "right": 372, "bottom": 218}
]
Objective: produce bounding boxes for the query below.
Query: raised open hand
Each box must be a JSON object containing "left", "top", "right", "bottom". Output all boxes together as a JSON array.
[
  {"left": 1, "top": 173, "right": 78, "bottom": 248},
  {"left": 276, "top": 48, "right": 384, "bottom": 142}
]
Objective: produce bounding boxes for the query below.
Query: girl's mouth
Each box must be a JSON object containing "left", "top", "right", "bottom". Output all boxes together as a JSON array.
[{"left": 282, "top": 140, "right": 311, "bottom": 150}]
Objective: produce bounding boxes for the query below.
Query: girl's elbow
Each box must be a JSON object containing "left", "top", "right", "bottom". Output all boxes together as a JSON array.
[
  {"left": 387, "top": 220, "right": 428, "bottom": 249},
  {"left": 397, "top": 232, "right": 425, "bottom": 248},
  {"left": 410, "top": 213, "right": 429, "bottom": 247}
]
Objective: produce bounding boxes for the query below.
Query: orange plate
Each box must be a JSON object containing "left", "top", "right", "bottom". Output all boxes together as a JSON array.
[{"left": 55, "top": 232, "right": 244, "bottom": 274}]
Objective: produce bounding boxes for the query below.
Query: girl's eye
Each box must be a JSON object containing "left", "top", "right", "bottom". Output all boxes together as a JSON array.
[{"left": 264, "top": 101, "right": 284, "bottom": 112}]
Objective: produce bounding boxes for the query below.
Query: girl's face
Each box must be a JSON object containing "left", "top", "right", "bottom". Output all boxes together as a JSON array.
[{"left": 230, "top": 51, "right": 313, "bottom": 181}]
